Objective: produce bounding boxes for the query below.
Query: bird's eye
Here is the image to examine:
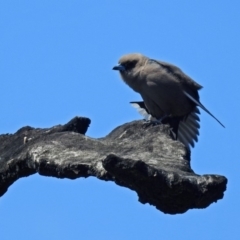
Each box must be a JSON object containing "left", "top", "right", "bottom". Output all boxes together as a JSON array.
[{"left": 123, "top": 61, "right": 137, "bottom": 70}]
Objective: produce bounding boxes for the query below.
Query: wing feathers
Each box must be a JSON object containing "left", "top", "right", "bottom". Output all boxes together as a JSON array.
[{"left": 183, "top": 91, "right": 225, "bottom": 128}]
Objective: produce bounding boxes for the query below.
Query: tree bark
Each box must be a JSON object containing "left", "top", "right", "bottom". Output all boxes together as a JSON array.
[{"left": 0, "top": 116, "right": 227, "bottom": 214}]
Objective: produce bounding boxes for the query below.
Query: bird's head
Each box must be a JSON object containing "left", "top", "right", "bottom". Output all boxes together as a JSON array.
[
  {"left": 113, "top": 53, "right": 147, "bottom": 77},
  {"left": 112, "top": 53, "right": 149, "bottom": 92}
]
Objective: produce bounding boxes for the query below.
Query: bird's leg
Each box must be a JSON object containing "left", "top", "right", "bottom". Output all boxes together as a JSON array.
[
  {"left": 157, "top": 114, "right": 169, "bottom": 123},
  {"left": 143, "top": 114, "right": 169, "bottom": 127}
]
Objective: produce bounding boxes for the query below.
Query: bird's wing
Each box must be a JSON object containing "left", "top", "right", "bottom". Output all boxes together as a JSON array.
[
  {"left": 149, "top": 59, "right": 203, "bottom": 91},
  {"left": 147, "top": 59, "right": 225, "bottom": 128},
  {"left": 183, "top": 91, "right": 225, "bottom": 128}
]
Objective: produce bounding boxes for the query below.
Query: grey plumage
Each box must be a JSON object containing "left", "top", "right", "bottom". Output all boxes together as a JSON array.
[{"left": 113, "top": 53, "right": 224, "bottom": 148}]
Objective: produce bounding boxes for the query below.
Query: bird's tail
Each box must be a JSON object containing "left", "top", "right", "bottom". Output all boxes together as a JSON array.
[{"left": 177, "top": 107, "right": 200, "bottom": 148}]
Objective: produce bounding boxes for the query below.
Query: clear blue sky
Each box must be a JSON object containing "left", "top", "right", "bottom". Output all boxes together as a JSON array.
[{"left": 0, "top": 1, "right": 239, "bottom": 239}]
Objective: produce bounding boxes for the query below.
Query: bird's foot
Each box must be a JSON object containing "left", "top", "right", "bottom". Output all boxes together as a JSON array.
[
  {"left": 142, "top": 114, "right": 169, "bottom": 128},
  {"left": 142, "top": 119, "right": 161, "bottom": 128}
]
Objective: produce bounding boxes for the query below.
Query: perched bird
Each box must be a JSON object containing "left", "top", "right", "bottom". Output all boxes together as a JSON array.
[{"left": 113, "top": 53, "right": 224, "bottom": 148}]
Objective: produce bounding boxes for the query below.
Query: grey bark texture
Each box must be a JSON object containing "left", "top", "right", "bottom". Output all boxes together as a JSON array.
[{"left": 0, "top": 116, "right": 227, "bottom": 214}]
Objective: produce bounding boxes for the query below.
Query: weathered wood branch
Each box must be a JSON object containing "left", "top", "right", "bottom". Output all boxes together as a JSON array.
[{"left": 0, "top": 116, "right": 227, "bottom": 214}]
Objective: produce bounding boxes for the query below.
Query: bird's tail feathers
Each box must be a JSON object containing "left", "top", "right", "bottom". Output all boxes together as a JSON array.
[{"left": 177, "top": 108, "right": 200, "bottom": 148}]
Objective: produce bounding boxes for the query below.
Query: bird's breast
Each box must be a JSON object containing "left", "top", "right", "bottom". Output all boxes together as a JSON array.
[{"left": 120, "top": 72, "right": 143, "bottom": 93}]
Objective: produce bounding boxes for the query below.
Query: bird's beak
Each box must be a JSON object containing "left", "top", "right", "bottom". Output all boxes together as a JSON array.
[{"left": 112, "top": 64, "right": 125, "bottom": 71}]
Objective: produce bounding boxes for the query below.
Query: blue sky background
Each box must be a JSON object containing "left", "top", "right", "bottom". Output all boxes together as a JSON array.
[{"left": 0, "top": 1, "right": 239, "bottom": 239}]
